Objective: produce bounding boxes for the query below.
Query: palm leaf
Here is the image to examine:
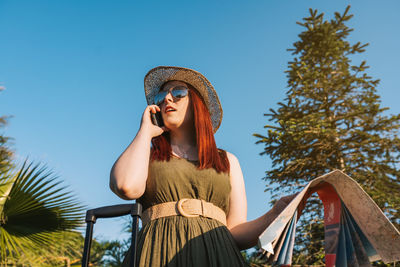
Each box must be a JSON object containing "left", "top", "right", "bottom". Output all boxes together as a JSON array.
[
  {"left": 0, "top": 158, "right": 84, "bottom": 262},
  {"left": 11, "top": 230, "right": 85, "bottom": 266}
]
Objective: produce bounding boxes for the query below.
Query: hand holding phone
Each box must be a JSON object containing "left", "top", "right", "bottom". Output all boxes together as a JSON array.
[
  {"left": 140, "top": 105, "right": 166, "bottom": 138},
  {"left": 151, "top": 111, "right": 164, "bottom": 127}
]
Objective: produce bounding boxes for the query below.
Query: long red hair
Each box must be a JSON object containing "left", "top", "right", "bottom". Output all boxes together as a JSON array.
[{"left": 150, "top": 83, "right": 230, "bottom": 173}]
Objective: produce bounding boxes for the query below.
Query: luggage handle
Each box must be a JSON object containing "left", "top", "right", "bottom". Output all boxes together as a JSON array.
[
  {"left": 82, "top": 202, "right": 142, "bottom": 267},
  {"left": 85, "top": 203, "right": 142, "bottom": 223}
]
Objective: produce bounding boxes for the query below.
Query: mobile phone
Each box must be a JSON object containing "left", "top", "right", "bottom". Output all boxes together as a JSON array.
[{"left": 151, "top": 112, "right": 164, "bottom": 127}]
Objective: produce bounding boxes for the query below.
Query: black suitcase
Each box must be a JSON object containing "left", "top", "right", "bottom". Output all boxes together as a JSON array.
[{"left": 81, "top": 202, "right": 142, "bottom": 267}]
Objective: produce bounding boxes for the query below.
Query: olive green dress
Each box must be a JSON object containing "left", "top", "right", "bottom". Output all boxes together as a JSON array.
[{"left": 124, "top": 156, "right": 249, "bottom": 267}]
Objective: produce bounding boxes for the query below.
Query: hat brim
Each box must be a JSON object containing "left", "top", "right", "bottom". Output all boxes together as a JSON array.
[{"left": 144, "top": 66, "right": 222, "bottom": 133}]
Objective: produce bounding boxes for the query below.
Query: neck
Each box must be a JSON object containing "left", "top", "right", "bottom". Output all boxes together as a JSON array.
[
  {"left": 169, "top": 126, "right": 198, "bottom": 160},
  {"left": 170, "top": 128, "right": 196, "bottom": 147}
]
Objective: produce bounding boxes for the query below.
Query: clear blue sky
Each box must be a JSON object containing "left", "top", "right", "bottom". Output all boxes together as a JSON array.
[{"left": 1, "top": 0, "right": 399, "bottom": 242}]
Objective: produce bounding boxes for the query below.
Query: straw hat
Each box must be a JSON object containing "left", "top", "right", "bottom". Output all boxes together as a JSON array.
[{"left": 144, "top": 66, "right": 223, "bottom": 132}]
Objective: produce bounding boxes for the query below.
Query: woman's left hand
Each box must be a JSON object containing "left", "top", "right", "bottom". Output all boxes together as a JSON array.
[{"left": 272, "top": 193, "right": 298, "bottom": 216}]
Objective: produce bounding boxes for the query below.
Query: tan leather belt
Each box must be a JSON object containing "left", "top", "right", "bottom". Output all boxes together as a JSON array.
[{"left": 141, "top": 198, "right": 227, "bottom": 226}]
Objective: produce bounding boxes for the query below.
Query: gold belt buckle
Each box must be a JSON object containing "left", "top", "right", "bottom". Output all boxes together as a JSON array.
[{"left": 177, "top": 198, "right": 199, "bottom": 218}]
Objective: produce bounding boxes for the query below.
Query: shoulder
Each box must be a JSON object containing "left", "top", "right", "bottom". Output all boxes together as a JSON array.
[
  {"left": 224, "top": 151, "right": 241, "bottom": 170},
  {"left": 225, "top": 150, "right": 237, "bottom": 161}
]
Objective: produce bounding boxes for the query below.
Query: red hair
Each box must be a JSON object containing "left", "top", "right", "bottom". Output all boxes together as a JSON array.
[{"left": 150, "top": 83, "right": 230, "bottom": 173}]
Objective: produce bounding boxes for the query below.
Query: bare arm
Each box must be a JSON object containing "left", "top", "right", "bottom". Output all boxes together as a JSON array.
[
  {"left": 226, "top": 152, "right": 294, "bottom": 250},
  {"left": 109, "top": 105, "right": 165, "bottom": 200}
]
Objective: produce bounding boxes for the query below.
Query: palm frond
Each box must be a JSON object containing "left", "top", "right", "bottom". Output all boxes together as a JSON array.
[{"left": 0, "top": 158, "right": 85, "bottom": 261}]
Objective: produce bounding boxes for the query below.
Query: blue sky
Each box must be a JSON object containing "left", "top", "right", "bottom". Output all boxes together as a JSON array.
[{"left": 1, "top": 0, "right": 399, "bottom": 242}]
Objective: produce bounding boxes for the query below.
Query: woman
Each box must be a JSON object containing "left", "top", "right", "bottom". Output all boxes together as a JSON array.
[{"left": 110, "top": 66, "right": 293, "bottom": 266}]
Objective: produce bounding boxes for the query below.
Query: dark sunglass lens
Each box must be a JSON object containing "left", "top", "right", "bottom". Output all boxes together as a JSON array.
[
  {"left": 171, "top": 87, "right": 188, "bottom": 98},
  {"left": 154, "top": 86, "right": 188, "bottom": 105},
  {"left": 154, "top": 91, "right": 167, "bottom": 105}
]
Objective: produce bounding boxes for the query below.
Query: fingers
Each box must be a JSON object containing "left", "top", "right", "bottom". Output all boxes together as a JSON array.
[
  {"left": 148, "top": 105, "right": 160, "bottom": 114},
  {"left": 138, "top": 105, "right": 166, "bottom": 138},
  {"left": 281, "top": 193, "right": 297, "bottom": 204},
  {"left": 142, "top": 105, "right": 160, "bottom": 126}
]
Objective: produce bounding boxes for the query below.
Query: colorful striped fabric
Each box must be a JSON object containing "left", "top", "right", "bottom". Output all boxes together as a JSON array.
[{"left": 258, "top": 170, "right": 400, "bottom": 267}]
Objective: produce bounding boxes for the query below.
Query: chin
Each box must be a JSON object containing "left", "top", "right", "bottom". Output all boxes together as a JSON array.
[{"left": 164, "top": 121, "right": 182, "bottom": 130}]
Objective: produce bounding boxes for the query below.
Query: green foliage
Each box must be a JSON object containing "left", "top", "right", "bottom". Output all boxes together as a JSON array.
[
  {"left": 293, "top": 214, "right": 325, "bottom": 265},
  {"left": 102, "top": 239, "right": 130, "bottom": 266},
  {"left": 0, "top": 115, "right": 13, "bottom": 173},
  {"left": 254, "top": 5, "right": 400, "bottom": 265},
  {"left": 9, "top": 231, "right": 82, "bottom": 266},
  {"left": 241, "top": 248, "right": 268, "bottom": 267},
  {"left": 0, "top": 159, "right": 85, "bottom": 265},
  {"left": 0, "top": 87, "right": 14, "bottom": 174},
  {"left": 10, "top": 231, "right": 112, "bottom": 266}
]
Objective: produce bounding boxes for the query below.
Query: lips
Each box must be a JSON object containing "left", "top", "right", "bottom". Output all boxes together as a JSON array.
[{"left": 165, "top": 105, "right": 176, "bottom": 113}]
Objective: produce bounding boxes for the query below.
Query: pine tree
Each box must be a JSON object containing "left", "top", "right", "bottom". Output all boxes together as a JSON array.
[{"left": 254, "top": 6, "right": 400, "bottom": 265}]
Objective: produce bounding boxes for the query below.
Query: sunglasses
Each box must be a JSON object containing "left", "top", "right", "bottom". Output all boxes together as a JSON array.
[{"left": 154, "top": 86, "right": 189, "bottom": 106}]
